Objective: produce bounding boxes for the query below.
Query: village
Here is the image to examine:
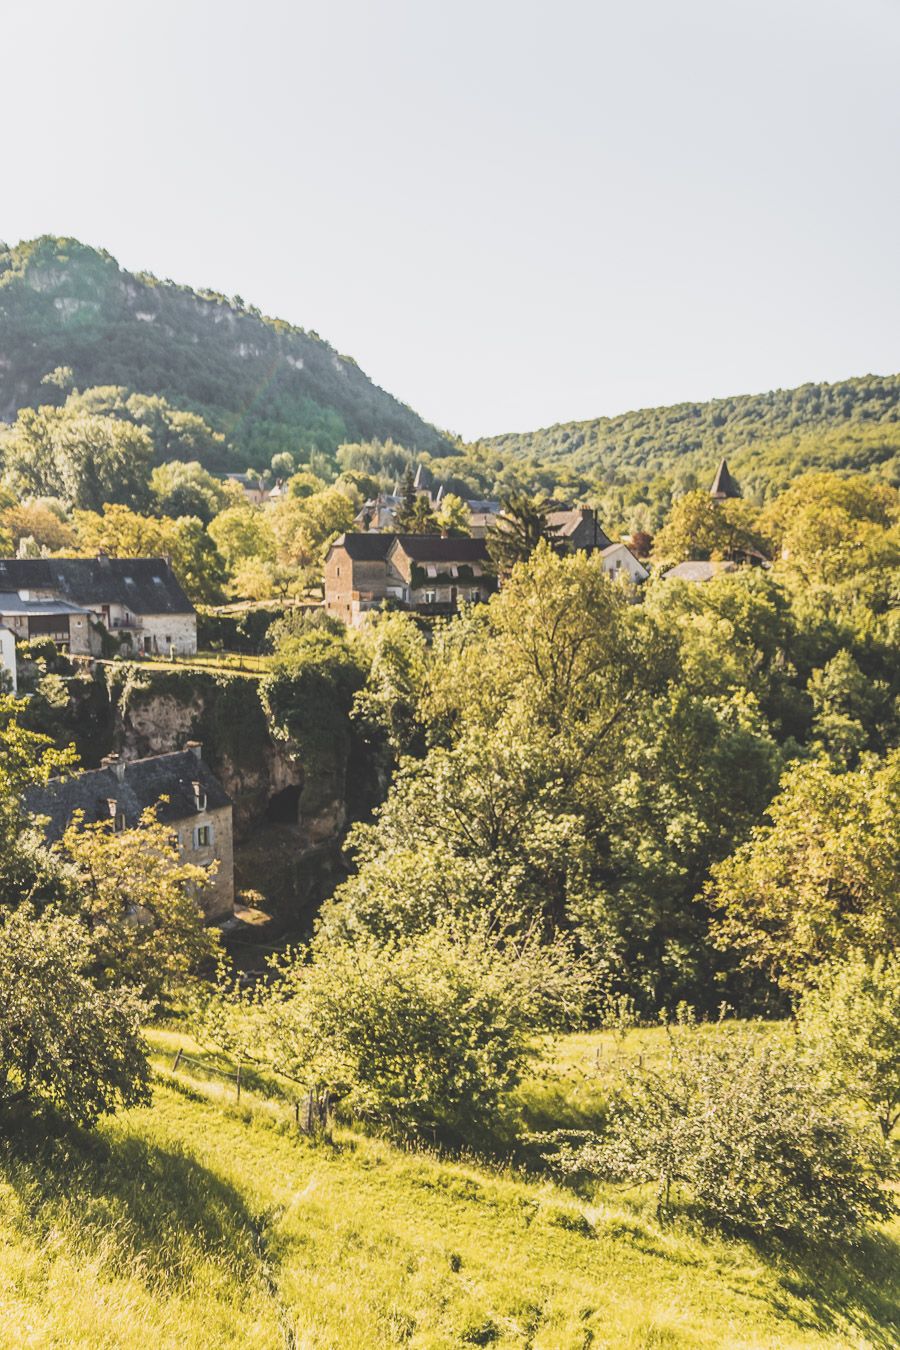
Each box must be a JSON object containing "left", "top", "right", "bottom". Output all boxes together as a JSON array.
[{"left": 1, "top": 458, "right": 752, "bottom": 929}]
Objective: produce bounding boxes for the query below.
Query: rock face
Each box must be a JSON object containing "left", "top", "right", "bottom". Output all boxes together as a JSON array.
[{"left": 61, "top": 663, "right": 373, "bottom": 920}]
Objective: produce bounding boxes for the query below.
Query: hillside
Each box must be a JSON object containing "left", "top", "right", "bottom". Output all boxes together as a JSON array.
[
  {"left": 3, "top": 1024, "right": 896, "bottom": 1349},
  {"left": 483, "top": 374, "right": 900, "bottom": 496},
  {"left": 0, "top": 236, "right": 448, "bottom": 468}
]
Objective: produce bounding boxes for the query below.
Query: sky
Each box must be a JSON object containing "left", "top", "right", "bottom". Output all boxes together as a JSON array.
[{"left": 2, "top": 0, "right": 899, "bottom": 440}]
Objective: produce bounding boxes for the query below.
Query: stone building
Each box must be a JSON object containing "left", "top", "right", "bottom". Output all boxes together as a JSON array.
[
  {"left": 0, "top": 556, "right": 197, "bottom": 656},
  {"left": 324, "top": 533, "right": 496, "bottom": 624},
  {"left": 25, "top": 743, "right": 234, "bottom": 919},
  {"left": 547, "top": 506, "right": 614, "bottom": 553}
]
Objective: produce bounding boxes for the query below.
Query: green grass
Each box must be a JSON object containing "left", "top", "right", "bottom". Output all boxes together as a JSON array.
[{"left": 0, "top": 1027, "right": 897, "bottom": 1348}]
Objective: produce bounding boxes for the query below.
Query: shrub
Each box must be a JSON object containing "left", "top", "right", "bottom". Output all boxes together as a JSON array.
[
  {"left": 211, "top": 922, "right": 586, "bottom": 1142},
  {"left": 543, "top": 1016, "right": 894, "bottom": 1243}
]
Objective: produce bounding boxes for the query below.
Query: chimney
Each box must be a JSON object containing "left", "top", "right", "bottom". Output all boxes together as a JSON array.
[
  {"left": 101, "top": 752, "right": 126, "bottom": 783},
  {"left": 185, "top": 740, "right": 202, "bottom": 761}
]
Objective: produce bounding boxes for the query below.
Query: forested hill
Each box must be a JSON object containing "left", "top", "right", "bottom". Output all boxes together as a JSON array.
[
  {"left": 483, "top": 374, "right": 900, "bottom": 495},
  {"left": 0, "top": 236, "right": 448, "bottom": 468}
]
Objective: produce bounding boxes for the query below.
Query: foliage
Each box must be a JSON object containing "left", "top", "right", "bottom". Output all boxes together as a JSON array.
[
  {"left": 3, "top": 402, "right": 155, "bottom": 510},
  {"left": 53, "top": 808, "right": 220, "bottom": 1002},
  {"left": 798, "top": 952, "right": 900, "bottom": 1140},
  {"left": 486, "top": 494, "right": 562, "bottom": 574},
  {"left": 210, "top": 922, "right": 586, "bottom": 1140},
  {"left": 0, "top": 904, "right": 150, "bottom": 1125},
  {"left": 653, "top": 490, "right": 767, "bottom": 563},
  {"left": 543, "top": 1016, "right": 894, "bottom": 1243},
  {"left": 70, "top": 503, "right": 226, "bottom": 603},
  {"left": 0, "top": 236, "right": 447, "bottom": 468},
  {"left": 707, "top": 751, "right": 900, "bottom": 989}
]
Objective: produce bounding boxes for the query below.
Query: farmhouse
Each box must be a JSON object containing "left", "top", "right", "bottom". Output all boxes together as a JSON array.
[
  {"left": 547, "top": 506, "right": 614, "bottom": 553},
  {"left": 25, "top": 743, "right": 234, "bottom": 919},
  {"left": 0, "top": 556, "right": 197, "bottom": 656}
]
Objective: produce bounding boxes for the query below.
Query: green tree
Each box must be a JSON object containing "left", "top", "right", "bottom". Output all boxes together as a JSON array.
[
  {"left": 213, "top": 922, "right": 585, "bottom": 1141},
  {"left": 654, "top": 491, "right": 766, "bottom": 564},
  {"left": 798, "top": 952, "right": 900, "bottom": 1140},
  {"left": 0, "top": 904, "right": 150, "bottom": 1126},
  {"left": 543, "top": 1016, "right": 893, "bottom": 1242},
  {"left": 4, "top": 405, "right": 154, "bottom": 510},
  {"left": 486, "top": 494, "right": 561, "bottom": 575},
  {"left": 707, "top": 751, "right": 900, "bottom": 989}
]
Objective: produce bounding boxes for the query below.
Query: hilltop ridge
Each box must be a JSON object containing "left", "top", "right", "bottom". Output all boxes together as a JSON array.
[{"left": 0, "top": 236, "right": 449, "bottom": 468}]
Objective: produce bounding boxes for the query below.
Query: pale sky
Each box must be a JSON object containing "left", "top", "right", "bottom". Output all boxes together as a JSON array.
[{"left": 2, "top": 0, "right": 899, "bottom": 440}]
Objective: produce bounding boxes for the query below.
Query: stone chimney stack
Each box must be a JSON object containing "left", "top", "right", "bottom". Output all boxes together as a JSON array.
[{"left": 185, "top": 740, "right": 202, "bottom": 761}]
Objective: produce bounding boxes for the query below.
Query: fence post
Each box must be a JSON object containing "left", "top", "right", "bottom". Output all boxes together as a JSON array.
[
  {"left": 172, "top": 1048, "right": 183, "bottom": 1072},
  {"left": 235, "top": 1062, "right": 242, "bottom": 1102}
]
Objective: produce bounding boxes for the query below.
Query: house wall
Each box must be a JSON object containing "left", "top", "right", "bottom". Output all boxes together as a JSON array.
[
  {"left": 0, "top": 611, "right": 94, "bottom": 655},
  {"left": 173, "top": 801, "right": 234, "bottom": 919},
  {"left": 133, "top": 613, "right": 198, "bottom": 656},
  {"left": 601, "top": 546, "right": 649, "bottom": 583},
  {"left": 324, "top": 549, "right": 388, "bottom": 622},
  {"left": 0, "top": 628, "right": 16, "bottom": 693}
]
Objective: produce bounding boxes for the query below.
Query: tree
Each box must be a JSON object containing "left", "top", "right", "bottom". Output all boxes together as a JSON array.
[
  {"left": 543, "top": 1016, "right": 894, "bottom": 1242},
  {"left": 0, "top": 904, "right": 150, "bottom": 1126},
  {"left": 270, "top": 451, "right": 295, "bottom": 480},
  {"left": 0, "top": 498, "right": 75, "bottom": 553},
  {"left": 4, "top": 405, "right": 154, "bottom": 510},
  {"left": 150, "top": 460, "right": 231, "bottom": 523},
  {"left": 798, "top": 952, "right": 900, "bottom": 1140},
  {"left": 707, "top": 751, "right": 900, "bottom": 989},
  {"left": 55, "top": 808, "right": 220, "bottom": 1002},
  {"left": 393, "top": 468, "right": 419, "bottom": 532},
  {"left": 435, "top": 492, "right": 471, "bottom": 536},
  {"left": 653, "top": 490, "right": 765, "bottom": 564},
  {"left": 486, "top": 494, "right": 561, "bottom": 575},
  {"left": 208, "top": 505, "right": 277, "bottom": 572},
  {"left": 213, "top": 922, "right": 585, "bottom": 1141}
]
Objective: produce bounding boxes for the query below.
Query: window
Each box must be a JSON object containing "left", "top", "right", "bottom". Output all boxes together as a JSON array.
[
  {"left": 423, "top": 589, "right": 436, "bottom": 604},
  {"left": 165, "top": 635, "right": 172, "bottom": 645},
  {"left": 195, "top": 825, "right": 212, "bottom": 847},
  {"left": 336, "top": 566, "right": 341, "bottom": 577}
]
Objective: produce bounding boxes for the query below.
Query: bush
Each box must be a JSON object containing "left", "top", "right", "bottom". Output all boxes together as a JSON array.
[
  {"left": 543, "top": 1016, "right": 894, "bottom": 1243},
  {"left": 0, "top": 905, "right": 150, "bottom": 1126},
  {"left": 211, "top": 922, "right": 586, "bottom": 1142}
]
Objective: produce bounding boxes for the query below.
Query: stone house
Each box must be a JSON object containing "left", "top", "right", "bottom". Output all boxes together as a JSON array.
[
  {"left": 24, "top": 742, "right": 234, "bottom": 919},
  {"left": 0, "top": 556, "right": 197, "bottom": 656},
  {"left": 385, "top": 536, "right": 495, "bottom": 613},
  {"left": 324, "top": 533, "right": 496, "bottom": 624},
  {"left": 323, "top": 532, "right": 396, "bottom": 624}
]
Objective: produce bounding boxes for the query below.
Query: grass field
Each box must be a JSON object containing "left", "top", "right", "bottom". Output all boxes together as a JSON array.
[{"left": 0, "top": 1026, "right": 897, "bottom": 1349}]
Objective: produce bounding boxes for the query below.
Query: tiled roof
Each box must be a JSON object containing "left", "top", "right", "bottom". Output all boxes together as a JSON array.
[
  {"left": 0, "top": 593, "right": 91, "bottom": 616},
  {"left": 0, "top": 558, "right": 194, "bottom": 616},
  {"left": 662, "top": 560, "right": 738, "bottom": 582},
  {"left": 709, "top": 459, "right": 742, "bottom": 499},
  {"left": 328, "top": 533, "right": 397, "bottom": 561},
  {"left": 25, "top": 749, "right": 231, "bottom": 841}
]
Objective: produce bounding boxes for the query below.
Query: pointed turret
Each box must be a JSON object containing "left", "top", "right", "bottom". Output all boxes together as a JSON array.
[{"left": 709, "top": 458, "right": 741, "bottom": 500}]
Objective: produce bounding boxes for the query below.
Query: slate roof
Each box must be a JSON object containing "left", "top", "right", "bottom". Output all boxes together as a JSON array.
[
  {"left": 329, "top": 533, "right": 397, "bottom": 561},
  {"left": 0, "top": 558, "right": 194, "bottom": 616},
  {"left": 25, "top": 749, "right": 231, "bottom": 842},
  {"left": 466, "top": 499, "right": 501, "bottom": 514},
  {"left": 547, "top": 508, "right": 613, "bottom": 548},
  {"left": 389, "top": 536, "right": 491, "bottom": 564},
  {"left": 709, "top": 459, "right": 742, "bottom": 500}
]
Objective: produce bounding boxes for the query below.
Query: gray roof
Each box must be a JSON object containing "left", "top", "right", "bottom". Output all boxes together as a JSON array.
[
  {"left": 389, "top": 536, "right": 490, "bottom": 564},
  {"left": 709, "top": 459, "right": 742, "bottom": 500},
  {"left": 25, "top": 749, "right": 231, "bottom": 841},
  {"left": 466, "top": 499, "right": 501, "bottom": 514},
  {"left": 547, "top": 508, "right": 613, "bottom": 548},
  {"left": 329, "top": 532, "right": 397, "bottom": 561},
  {"left": 0, "top": 593, "right": 91, "bottom": 617},
  {"left": 662, "top": 560, "right": 738, "bottom": 582},
  {"left": 0, "top": 558, "right": 194, "bottom": 616}
]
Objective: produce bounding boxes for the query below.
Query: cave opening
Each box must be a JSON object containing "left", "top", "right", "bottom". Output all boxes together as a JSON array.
[{"left": 266, "top": 784, "right": 302, "bottom": 825}]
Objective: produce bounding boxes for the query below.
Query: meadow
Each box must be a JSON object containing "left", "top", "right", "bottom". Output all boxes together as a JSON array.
[{"left": 0, "top": 1025, "right": 896, "bottom": 1350}]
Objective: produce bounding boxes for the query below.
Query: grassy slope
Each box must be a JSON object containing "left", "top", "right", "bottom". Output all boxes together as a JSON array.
[{"left": 0, "top": 1028, "right": 897, "bottom": 1349}]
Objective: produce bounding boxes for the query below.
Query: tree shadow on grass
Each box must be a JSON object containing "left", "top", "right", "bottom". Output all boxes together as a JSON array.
[
  {"left": 766, "top": 1227, "right": 900, "bottom": 1350},
  {"left": 0, "top": 1104, "right": 262, "bottom": 1290}
]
